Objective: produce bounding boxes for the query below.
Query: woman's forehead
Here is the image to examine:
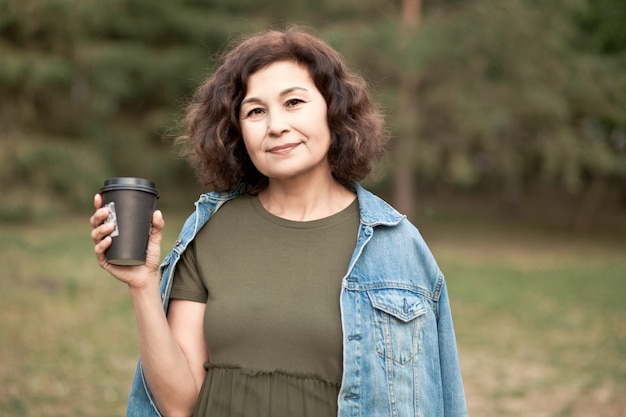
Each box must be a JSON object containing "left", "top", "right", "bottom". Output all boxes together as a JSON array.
[{"left": 244, "top": 61, "right": 316, "bottom": 95}]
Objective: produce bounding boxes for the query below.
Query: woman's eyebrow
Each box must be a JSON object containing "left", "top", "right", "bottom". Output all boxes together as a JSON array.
[
  {"left": 279, "top": 86, "right": 308, "bottom": 97},
  {"left": 241, "top": 86, "right": 309, "bottom": 106}
]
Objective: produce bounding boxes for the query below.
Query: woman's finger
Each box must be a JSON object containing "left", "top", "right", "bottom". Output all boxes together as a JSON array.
[
  {"left": 94, "top": 193, "right": 102, "bottom": 208},
  {"left": 94, "top": 234, "right": 112, "bottom": 255},
  {"left": 89, "top": 206, "right": 110, "bottom": 227},
  {"left": 91, "top": 221, "right": 115, "bottom": 243}
]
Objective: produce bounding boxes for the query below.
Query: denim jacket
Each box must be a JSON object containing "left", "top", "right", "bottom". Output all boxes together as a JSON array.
[{"left": 126, "top": 183, "right": 467, "bottom": 417}]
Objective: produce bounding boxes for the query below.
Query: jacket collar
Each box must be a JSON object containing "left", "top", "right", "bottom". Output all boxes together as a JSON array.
[
  {"left": 354, "top": 183, "right": 405, "bottom": 227},
  {"left": 196, "top": 183, "right": 250, "bottom": 205}
]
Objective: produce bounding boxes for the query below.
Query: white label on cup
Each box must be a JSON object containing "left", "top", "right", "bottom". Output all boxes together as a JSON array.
[{"left": 104, "top": 202, "right": 120, "bottom": 237}]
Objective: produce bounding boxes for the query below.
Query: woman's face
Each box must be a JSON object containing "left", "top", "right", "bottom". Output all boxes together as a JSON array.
[{"left": 239, "top": 60, "right": 332, "bottom": 185}]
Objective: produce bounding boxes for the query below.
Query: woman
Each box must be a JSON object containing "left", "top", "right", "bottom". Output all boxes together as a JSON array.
[{"left": 90, "top": 27, "right": 467, "bottom": 417}]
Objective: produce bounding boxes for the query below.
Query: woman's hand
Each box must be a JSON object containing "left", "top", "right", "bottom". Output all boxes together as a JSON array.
[{"left": 89, "top": 193, "right": 164, "bottom": 289}]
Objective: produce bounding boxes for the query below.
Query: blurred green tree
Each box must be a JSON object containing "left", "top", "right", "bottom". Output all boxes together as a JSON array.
[
  {"left": 0, "top": 0, "right": 266, "bottom": 218},
  {"left": 320, "top": 0, "right": 626, "bottom": 229},
  {"left": 386, "top": 0, "right": 625, "bottom": 229},
  {"left": 0, "top": 0, "right": 624, "bottom": 227}
]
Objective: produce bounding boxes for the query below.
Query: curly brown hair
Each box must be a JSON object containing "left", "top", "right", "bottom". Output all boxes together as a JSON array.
[{"left": 178, "top": 26, "right": 388, "bottom": 194}]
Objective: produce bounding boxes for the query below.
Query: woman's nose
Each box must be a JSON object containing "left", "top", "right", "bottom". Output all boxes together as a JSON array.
[{"left": 267, "top": 110, "right": 290, "bottom": 136}]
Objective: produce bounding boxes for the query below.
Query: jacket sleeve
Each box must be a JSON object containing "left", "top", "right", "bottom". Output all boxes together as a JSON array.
[
  {"left": 126, "top": 359, "right": 162, "bottom": 417},
  {"left": 437, "top": 279, "right": 469, "bottom": 417}
]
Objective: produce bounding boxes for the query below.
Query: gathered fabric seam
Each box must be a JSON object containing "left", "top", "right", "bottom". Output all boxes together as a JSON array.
[{"left": 205, "top": 363, "right": 341, "bottom": 387}]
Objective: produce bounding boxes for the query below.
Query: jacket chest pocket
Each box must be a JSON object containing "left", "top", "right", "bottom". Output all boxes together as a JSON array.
[{"left": 367, "top": 289, "right": 428, "bottom": 366}]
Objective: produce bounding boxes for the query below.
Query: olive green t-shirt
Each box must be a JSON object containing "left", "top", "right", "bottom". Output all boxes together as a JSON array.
[{"left": 170, "top": 194, "right": 360, "bottom": 416}]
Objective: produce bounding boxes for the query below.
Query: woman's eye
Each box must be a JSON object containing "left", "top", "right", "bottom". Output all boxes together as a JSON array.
[
  {"left": 245, "top": 108, "right": 265, "bottom": 118},
  {"left": 285, "top": 98, "right": 305, "bottom": 107}
]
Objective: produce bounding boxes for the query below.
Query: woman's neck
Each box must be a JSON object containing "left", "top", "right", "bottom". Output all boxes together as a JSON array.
[{"left": 259, "top": 178, "right": 356, "bottom": 222}]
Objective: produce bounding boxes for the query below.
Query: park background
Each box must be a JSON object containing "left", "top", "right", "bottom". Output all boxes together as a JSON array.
[{"left": 1, "top": 0, "right": 625, "bottom": 415}]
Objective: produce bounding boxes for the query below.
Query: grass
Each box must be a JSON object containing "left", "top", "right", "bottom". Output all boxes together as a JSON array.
[
  {"left": 1, "top": 205, "right": 625, "bottom": 416},
  {"left": 421, "top": 204, "right": 626, "bottom": 417}
]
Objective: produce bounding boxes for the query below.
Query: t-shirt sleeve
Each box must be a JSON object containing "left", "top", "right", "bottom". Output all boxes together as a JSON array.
[{"left": 169, "top": 240, "right": 208, "bottom": 303}]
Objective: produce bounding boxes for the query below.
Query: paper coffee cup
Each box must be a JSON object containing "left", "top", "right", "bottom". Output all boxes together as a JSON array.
[{"left": 100, "top": 177, "right": 159, "bottom": 266}]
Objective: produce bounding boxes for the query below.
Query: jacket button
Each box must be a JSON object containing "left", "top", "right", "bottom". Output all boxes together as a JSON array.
[{"left": 174, "top": 237, "right": 182, "bottom": 246}]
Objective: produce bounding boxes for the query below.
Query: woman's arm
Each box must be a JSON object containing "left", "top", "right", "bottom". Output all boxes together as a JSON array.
[
  {"left": 131, "top": 293, "right": 208, "bottom": 416},
  {"left": 90, "top": 194, "right": 207, "bottom": 416}
]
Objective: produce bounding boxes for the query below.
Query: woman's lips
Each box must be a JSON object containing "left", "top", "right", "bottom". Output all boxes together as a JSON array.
[{"left": 267, "top": 142, "right": 301, "bottom": 154}]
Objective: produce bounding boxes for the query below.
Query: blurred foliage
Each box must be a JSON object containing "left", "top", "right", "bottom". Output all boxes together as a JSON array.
[
  {"left": 410, "top": 1, "right": 625, "bottom": 198},
  {"left": 0, "top": 0, "right": 625, "bottom": 220}
]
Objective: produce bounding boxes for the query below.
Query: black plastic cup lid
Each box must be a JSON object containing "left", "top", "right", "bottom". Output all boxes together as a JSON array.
[{"left": 100, "top": 177, "right": 159, "bottom": 197}]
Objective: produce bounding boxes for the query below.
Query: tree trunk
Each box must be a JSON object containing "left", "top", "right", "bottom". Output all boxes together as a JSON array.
[
  {"left": 402, "top": 0, "right": 422, "bottom": 27},
  {"left": 393, "top": 0, "right": 422, "bottom": 219},
  {"left": 573, "top": 174, "right": 607, "bottom": 234}
]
